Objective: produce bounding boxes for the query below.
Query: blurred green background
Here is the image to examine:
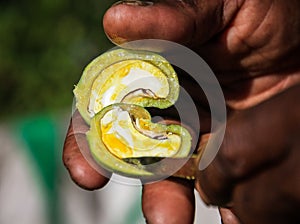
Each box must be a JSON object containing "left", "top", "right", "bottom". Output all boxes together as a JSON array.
[{"left": 0, "top": 0, "right": 113, "bottom": 119}]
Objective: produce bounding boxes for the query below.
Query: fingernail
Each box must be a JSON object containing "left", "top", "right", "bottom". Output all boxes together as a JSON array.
[{"left": 114, "top": 0, "right": 154, "bottom": 6}]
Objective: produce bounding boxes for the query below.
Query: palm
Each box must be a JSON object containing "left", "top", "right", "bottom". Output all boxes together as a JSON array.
[{"left": 197, "top": 0, "right": 300, "bottom": 108}]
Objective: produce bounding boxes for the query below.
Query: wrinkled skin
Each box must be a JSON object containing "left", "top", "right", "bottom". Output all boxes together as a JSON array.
[{"left": 63, "top": 0, "right": 300, "bottom": 223}]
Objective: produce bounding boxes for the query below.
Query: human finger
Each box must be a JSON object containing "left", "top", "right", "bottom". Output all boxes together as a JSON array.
[
  {"left": 230, "top": 146, "right": 300, "bottom": 224},
  {"left": 63, "top": 110, "right": 110, "bottom": 190},
  {"left": 103, "top": 0, "right": 239, "bottom": 46},
  {"left": 196, "top": 84, "right": 300, "bottom": 205},
  {"left": 219, "top": 208, "right": 241, "bottom": 224},
  {"left": 142, "top": 178, "right": 195, "bottom": 224}
]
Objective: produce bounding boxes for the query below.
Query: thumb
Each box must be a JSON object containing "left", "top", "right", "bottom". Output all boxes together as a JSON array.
[
  {"left": 196, "top": 84, "right": 300, "bottom": 205},
  {"left": 103, "top": 0, "right": 237, "bottom": 46}
]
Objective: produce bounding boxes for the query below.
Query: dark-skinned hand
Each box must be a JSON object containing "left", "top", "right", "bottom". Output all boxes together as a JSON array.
[{"left": 63, "top": 0, "right": 300, "bottom": 223}]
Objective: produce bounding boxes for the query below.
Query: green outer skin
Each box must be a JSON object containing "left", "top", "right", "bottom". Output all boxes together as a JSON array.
[
  {"left": 87, "top": 103, "right": 192, "bottom": 177},
  {"left": 74, "top": 48, "right": 179, "bottom": 124}
]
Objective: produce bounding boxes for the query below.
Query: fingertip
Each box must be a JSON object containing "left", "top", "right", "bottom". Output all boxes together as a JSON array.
[
  {"left": 142, "top": 178, "right": 195, "bottom": 224},
  {"left": 103, "top": 2, "right": 195, "bottom": 45},
  {"left": 219, "top": 208, "right": 241, "bottom": 224},
  {"left": 65, "top": 155, "right": 109, "bottom": 190},
  {"left": 63, "top": 131, "right": 110, "bottom": 190}
]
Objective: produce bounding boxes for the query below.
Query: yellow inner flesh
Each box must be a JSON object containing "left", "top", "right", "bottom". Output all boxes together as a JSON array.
[
  {"left": 89, "top": 60, "right": 169, "bottom": 116},
  {"left": 100, "top": 109, "right": 181, "bottom": 158}
]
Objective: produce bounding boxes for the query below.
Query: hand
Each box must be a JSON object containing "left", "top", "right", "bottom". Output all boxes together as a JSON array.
[
  {"left": 63, "top": 110, "right": 109, "bottom": 190},
  {"left": 63, "top": 0, "right": 300, "bottom": 223}
]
